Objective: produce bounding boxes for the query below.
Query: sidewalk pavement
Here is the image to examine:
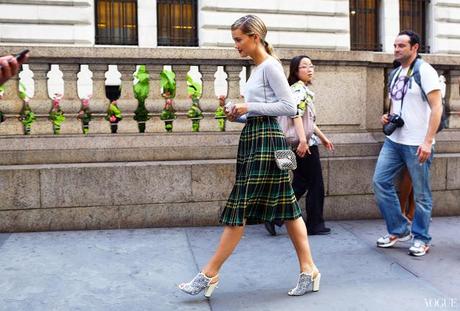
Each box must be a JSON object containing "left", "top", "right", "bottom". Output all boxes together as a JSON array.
[{"left": 0, "top": 217, "right": 459, "bottom": 311}]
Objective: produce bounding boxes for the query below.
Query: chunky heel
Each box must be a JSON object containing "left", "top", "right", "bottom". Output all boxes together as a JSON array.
[
  {"left": 288, "top": 269, "right": 321, "bottom": 296},
  {"left": 204, "top": 282, "right": 219, "bottom": 298},
  {"left": 312, "top": 273, "right": 321, "bottom": 292},
  {"left": 178, "top": 272, "right": 219, "bottom": 297}
]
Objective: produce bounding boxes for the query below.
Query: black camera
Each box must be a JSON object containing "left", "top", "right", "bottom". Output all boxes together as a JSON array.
[{"left": 383, "top": 114, "right": 404, "bottom": 136}]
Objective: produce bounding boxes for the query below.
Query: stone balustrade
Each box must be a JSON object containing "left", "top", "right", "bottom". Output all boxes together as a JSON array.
[{"left": 0, "top": 47, "right": 459, "bottom": 136}]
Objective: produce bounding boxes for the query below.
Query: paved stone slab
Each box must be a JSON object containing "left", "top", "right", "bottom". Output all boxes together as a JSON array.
[
  {"left": 0, "top": 218, "right": 459, "bottom": 311},
  {"left": 0, "top": 229, "right": 209, "bottom": 311},
  {"left": 340, "top": 217, "right": 460, "bottom": 299}
]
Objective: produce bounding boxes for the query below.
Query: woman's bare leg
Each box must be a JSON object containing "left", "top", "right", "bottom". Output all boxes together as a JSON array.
[
  {"left": 202, "top": 225, "right": 245, "bottom": 278},
  {"left": 284, "top": 217, "right": 317, "bottom": 273}
]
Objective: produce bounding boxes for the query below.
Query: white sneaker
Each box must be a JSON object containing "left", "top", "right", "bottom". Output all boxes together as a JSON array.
[
  {"left": 409, "top": 240, "right": 430, "bottom": 257},
  {"left": 376, "top": 233, "right": 412, "bottom": 248}
]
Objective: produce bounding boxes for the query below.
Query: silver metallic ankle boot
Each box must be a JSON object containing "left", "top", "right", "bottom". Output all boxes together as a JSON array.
[
  {"left": 288, "top": 270, "right": 321, "bottom": 296},
  {"left": 178, "top": 272, "right": 219, "bottom": 298}
]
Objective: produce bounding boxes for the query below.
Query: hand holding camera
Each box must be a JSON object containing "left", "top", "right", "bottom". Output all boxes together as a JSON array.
[{"left": 383, "top": 113, "right": 405, "bottom": 136}]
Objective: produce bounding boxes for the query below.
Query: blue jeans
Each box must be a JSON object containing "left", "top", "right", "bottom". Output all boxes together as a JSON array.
[{"left": 373, "top": 138, "right": 434, "bottom": 243}]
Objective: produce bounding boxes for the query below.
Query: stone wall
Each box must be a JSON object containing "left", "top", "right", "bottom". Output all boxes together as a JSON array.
[
  {"left": 0, "top": 0, "right": 93, "bottom": 45},
  {"left": 199, "top": 0, "right": 350, "bottom": 50},
  {"left": 432, "top": 0, "right": 460, "bottom": 54}
]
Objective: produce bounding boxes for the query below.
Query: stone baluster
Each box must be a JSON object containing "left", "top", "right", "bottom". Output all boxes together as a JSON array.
[
  {"left": 60, "top": 64, "right": 81, "bottom": 134},
  {"left": 224, "top": 65, "right": 245, "bottom": 131},
  {"left": 88, "top": 64, "right": 110, "bottom": 133},
  {"left": 224, "top": 65, "right": 243, "bottom": 103},
  {"left": 199, "top": 64, "right": 218, "bottom": 131},
  {"left": 171, "top": 65, "right": 190, "bottom": 132},
  {"left": 171, "top": 65, "right": 190, "bottom": 109},
  {"left": 28, "top": 63, "right": 52, "bottom": 134},
  {"left": 0, "top": 69, "right": 22, "bottom": 135},
  {"left": 447, "top": 70, "right": 460, "bottom": 128},
  {"left": 145, "top": 64, "right": 163, "bottom": 132},
  {"left": 117, "top": 64, "right": 138, "bottom": 133}
]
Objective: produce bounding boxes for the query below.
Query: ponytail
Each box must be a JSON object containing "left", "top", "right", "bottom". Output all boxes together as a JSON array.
[{"left": 263, "top": 40, "right": 279, "bottom": 62}]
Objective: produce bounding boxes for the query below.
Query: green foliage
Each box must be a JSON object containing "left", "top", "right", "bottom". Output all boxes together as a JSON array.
[
  {"left": 160, "top": 107, "right": 176, "bottom": 121},
  {"left": 49, "top": 109, "right": 65, "bottom": 125},
  {"left": 160, "top": 69, "right": 176, "bottom": 98},
  {"left": 160, "top": 99, "right": 176, "bottom": 132},
  {"left": 215, "top": 106, "right": 226, "bottom": 131},
  {"left": 186, "top": 74, "right": 202, "bottom": 100},
  {"left": 105, "top": 102, "right": 123, "bottom": 123},
  {"left": 19, "top": 82, "right": 28, "bottom": 101},
  {"left": 49, "top": 110, "right": 65, "bottom": 126},
  {"left": 133, "top": 65, "right": 150, "bottom": 103},
  {"left": 78, "top": 109, "right": 92, "bottom": 124},
  {"left": 19, "top": 104, "right": 36, "bottom": 134},
  {"left": 164, "top": 121, "right": 173, "bottom": 132},
  {"left": 187, "top": 103, "right": 203, "bottom": 119},
  {"left": 134, "top": 101, "right": 150, "bottom": 122}
]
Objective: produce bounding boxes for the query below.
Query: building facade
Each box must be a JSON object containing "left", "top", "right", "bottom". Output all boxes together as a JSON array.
[{"left": 1, "top": 0, "right": 459, "bottom": 54}]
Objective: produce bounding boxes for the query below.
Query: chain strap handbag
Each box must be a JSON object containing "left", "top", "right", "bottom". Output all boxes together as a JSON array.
[{"left": 263, "top": 70, "right": 297, "bottom": 171}]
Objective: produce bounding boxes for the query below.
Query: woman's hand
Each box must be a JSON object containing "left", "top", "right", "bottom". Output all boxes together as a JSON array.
[
  {"left": 321, "top": 136, "right": 334, "bottom": 151},
  {"left": 232, "top": 103, "right": 248, "bottom": 117},
  {"left": 296, "top": 141, "right": 310, "bottom": 158},
  {"left": 226, "top": 103, "right": 248, "bottom": 122}
]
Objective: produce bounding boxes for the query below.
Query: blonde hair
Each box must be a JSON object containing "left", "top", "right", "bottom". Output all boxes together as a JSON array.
[{"left": 231, "top": 15, "right": 277, "bottom": 59}]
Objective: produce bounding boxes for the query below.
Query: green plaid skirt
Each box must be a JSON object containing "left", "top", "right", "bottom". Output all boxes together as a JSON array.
[{"left": 220, "top": 116, "right": 301, "bottom": 226}]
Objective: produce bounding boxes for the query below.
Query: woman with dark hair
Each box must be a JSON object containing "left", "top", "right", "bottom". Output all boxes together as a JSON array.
[
  {"left": 178, "top": 16, "right": 320, "bottom": 298},
  {"left": 265, "top": 55, "right": 334, "bottom": 236}
]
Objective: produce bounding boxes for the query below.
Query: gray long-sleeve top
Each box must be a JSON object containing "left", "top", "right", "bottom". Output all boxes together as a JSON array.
[{"left": 244, "top": 56, "right": 297, "bottom": 118}]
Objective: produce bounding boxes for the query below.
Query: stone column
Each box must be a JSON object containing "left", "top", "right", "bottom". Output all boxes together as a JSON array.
[
  {"left": 28, "top": 63, "right": 52, "bottom": 134},
  {"left": 145, "top": 64, "right": 163, "bottom": 132},
  {"left": 117, "top": 64, "right": 138, "bottom": 133},
  {"left": 365, "top": 67, "right": 385, "bottom": 130},
  {"left": 88, "top": 64, "right": 110, "bottom": 133},
  {"left": 60, "top": 64, "right": 81, "bottom": 134},
  {"left": 380, "top": 0, "right": 400, "bottom": 53},
  {"left": 447, "top": 70, "right": 460, "bottom": 128},
  {"left": 224, "top": 65, "right": 245, "bottom": 132},
  {"left": 199, "top": 64, "right": 218, "bottom": 131},
  {"left": 224, "top": 65, "right": 242, "bottom": 103},
  {"left": 171, "top": 65, "right": 190, "bottom": 110},
  {"left": 171, "top": 65, "right": 190, "bottom": 132}
]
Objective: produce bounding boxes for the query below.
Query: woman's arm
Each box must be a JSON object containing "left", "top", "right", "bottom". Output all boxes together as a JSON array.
[
  {"left": 314, "top": 125, "right": 334, "bottom": 151},
  {"left": 294, "top": 116, "right": 310, "bottom": 157},
  {"left": 246, "top": 60, "right": 297, "bottom": 116}
]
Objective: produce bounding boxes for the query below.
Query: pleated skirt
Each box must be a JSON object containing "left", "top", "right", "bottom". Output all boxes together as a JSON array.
[{"left": 220, "top": 116, "right": 301, "bottom": 226}]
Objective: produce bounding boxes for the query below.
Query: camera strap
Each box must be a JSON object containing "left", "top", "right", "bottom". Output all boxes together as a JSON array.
[{"left": 388, "top": 58, "right": 417, "bottom": 117}]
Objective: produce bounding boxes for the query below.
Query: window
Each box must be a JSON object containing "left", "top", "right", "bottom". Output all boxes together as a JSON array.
[
  {"left": 95, "top": 0, "right": 138, "bottom": 45},
  {"left": 399, "top": 0, "right": 429, "bottom": 53},
  {"left": 349, "top": 0, "right": 382, "bottom": 51},
  {"left": 157, "top": 0, "right": 198, "bottom": 46}
]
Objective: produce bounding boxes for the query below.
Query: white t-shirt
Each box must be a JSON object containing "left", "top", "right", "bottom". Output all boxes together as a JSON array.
[{"left": 388, "top": 61, "right": 440, "bottom": 146}]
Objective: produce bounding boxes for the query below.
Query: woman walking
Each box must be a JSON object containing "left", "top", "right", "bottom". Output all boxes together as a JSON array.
[
  {"left": 265, "top": 55, "right": 334, "bottom": 236},
  {"left": 178, "top": 15, "right": 320, "bottom": 298}
]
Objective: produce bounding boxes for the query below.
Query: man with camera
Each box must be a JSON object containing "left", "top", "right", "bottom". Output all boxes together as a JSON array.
[{"left": 373, "top": 30, "right": 442, "bottom": 257}]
